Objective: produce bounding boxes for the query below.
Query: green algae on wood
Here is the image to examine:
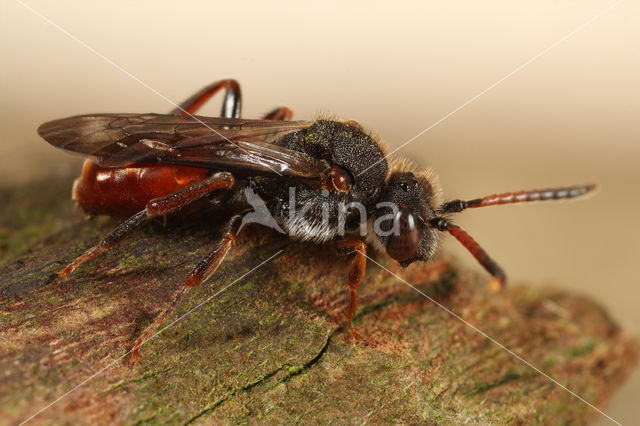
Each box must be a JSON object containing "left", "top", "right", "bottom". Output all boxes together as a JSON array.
[{"left": 0, "top": 177, "right": 637, "bottom": 424}]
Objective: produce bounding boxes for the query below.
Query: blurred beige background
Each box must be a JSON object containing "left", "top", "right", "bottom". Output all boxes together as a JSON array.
[{"left": 1, "top": 0, "right": 638, "bottom": 423}]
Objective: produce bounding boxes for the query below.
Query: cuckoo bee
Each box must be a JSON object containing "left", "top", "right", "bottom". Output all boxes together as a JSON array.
[{"left": 38, "top": 79, "right": 595, "bottom": 358}]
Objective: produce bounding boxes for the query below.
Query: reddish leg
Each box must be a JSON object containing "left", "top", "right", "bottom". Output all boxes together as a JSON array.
[
  {"left": 263, "top": 106, "right": 293, "bottom": 121},
  {"left": 58, "top": 172, "right": 235, "bottom": 278},
  {"left": 171, "top": 79, "right": 242, "bottom": 118},
  {"left": 173, "top": 83, "right": 348, "bottom": 195},
  {"left": 335, "top": 239, "right": 368, "bottom": 339},
  {"left": 133, "top": 214, "right": 243, "bottom": 359}
]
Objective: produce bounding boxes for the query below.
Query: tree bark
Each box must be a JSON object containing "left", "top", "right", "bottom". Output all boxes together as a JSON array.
[{"left": 0, "top": 176, "right": 637, "bottom": 425}]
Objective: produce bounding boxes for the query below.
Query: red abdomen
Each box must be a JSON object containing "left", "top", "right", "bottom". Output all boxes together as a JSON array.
[{"left": 73, "top": 160, "right": 209, "bottom": 217}]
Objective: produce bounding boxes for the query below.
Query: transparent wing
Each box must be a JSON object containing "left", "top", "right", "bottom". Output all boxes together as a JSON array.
[{"left": 38, "top": 113, "right": 326, "bottom": 179}]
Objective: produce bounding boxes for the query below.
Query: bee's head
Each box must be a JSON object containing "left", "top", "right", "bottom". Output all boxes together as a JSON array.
[
  {"left": 372, "top": 160, "right": 442, "bottom": 267},
  {"left": 370, "top": 156, "right": 593, "bottom": 286}
]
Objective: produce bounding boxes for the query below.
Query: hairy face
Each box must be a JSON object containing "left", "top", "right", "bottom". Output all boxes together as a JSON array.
[{"left": 373, "top": 167, "right": 442, "bottom": 266}]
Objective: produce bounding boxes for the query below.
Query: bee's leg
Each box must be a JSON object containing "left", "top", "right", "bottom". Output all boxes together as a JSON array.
[
  {"left": 170, "top": 79, "right": 241, "bottom": 118},
  {"left": 133, "top": 213, "right": 243, "bottom": 359},
  {"left": 335, "top": 239, "right": 368, "bottom": 340},
  {"left": 58, "top": 172, "right": 235, "bottom": 278},
  {"left": 262, "top": 107, "right": 293, "bottom": 121}
]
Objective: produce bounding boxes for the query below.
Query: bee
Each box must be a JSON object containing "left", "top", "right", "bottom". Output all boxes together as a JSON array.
[{"left": 38, "top": 79, "right": 595, "bottom": 358}]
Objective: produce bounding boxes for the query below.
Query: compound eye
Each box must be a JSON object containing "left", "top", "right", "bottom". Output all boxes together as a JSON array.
[{"left": 386, "top": 207, "right": 419, "bottom": 262}]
